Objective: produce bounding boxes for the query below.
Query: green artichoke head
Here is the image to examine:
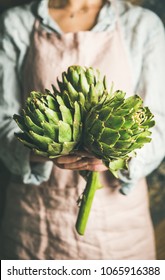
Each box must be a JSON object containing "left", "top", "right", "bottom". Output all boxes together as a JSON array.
[
  {"left": 83, "top": 90, "right": 155, "bottom": 177},
  {"left": 13, "top": 91, "right": 82, "bottom": 157},
  {"left": 52, "top": 65, "right": 112, "bottom": 116}
]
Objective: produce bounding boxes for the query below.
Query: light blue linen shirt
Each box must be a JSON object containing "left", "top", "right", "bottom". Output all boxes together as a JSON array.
[{"left": 0, "top": 0, "right": 165, "bottom": 193}]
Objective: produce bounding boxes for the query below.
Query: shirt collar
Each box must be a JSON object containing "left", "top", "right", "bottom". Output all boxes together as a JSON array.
[
  {"left": 37, "top": 0, "right": 62, "bottom": 33},
  {"left": 36, "top": 0, "right": 117, "bottom": 33}
]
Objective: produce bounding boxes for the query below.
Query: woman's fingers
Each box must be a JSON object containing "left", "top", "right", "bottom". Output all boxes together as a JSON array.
[
  {"left": 54, "top": 155, "right": 108, "bottom": 172},
  {"left": 74, "top": 150, "right": 95, "bottom": 158},
  {"left": 30, "top": 151, "right": 108, "bottom": 172},
  {"left": 54, "top": 155, "right": 82, "bottom": 164}
]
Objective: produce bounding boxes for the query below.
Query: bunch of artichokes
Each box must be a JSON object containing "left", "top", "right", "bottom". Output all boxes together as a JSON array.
[{"left": 13, "top": 65, "right": 155, "bottom": 236}]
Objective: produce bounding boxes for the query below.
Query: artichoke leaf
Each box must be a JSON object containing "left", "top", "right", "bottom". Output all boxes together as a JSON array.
[
  {"left": 24, "top": 115, "right": 43, "bottom": 135},
  {"left": 114, "top": 140, "right": 132, "bottom": 149},
  {"left": 99, "top": 107, "right": 112, "bottom": 121},
  {"left": 85, "top": 110, "right": 99, "bottom": 131},
  {"left": 46, "top": 94, "right": 59, "bottom": 111},
  {"left": 115, "top": 108, "right": 131, "bottom": 116},
  {"left": 42, "top": 121, "right": 58, "bottom": 141},
  {"left": 62, "top": 90, "right": 75, "bottom": 108},
  {"left": 99, "top": 142, "right": 119, "bottom": 157},
  {"left": 23, "top": 107, "right": 36, "bottom": 125},
  {"left": 51, "top": 84, "right": 60, "bottom": 95},
  {"left": 108, "top": 158, "right": 128, "bottom": 178},
  {"left": 103, "top": 75, "right": 108, "bottom": 90},
  {"left": 34, "top": 108, "right": 47, "bottom": 124},
  {"left": 60, "top": 105, "right": 73, "bottom": 125},
  {"left": 58, "top": 121, "right": 72, "bottom": 142},
  {"left": 85, "top": 68, "right": 95, "bottom": 85},
  {"left": 78, "top": 92, "right": 86, "bottom": 109},
  {"left": 110, "top": 90, "right": 126, "bottom": 102},
  {"left": 73, "top": 101, "right": 81, "bottom": 124},
  {"left": 48, "top": 142, "right": 62, "bottom": 156},
  {"left": 84, "top": 133, "right": 95, "bottom": 145},
  {"left": 14, "top": 132, "right": 38, "bottom": 149},
  {"left": 136, "top": 136, "right": 152, "bottom": 144},
  {"left": 90, "top": 120, "right": 104, "bottom": 138},
  {"left": 73, "top": 122, "right": 82, "bottom": 142},
  {"left": 94, "top": 81, "right": 104, "bottom": 96},
  {"left": 122, "top": 142, "right": 144, "bottom": 153},
  {"left": 61, "top": 141, "right": 77, "bottom": 154},
  {"left": 56, "top": 95, "right": 65, "bottom": 106},
  {"left": 119, "top": 129, "right": 132, "bottom": 140},
  {"left": 105, "top": 115, "right": 124, "bottom": 130},
  {"left": 137, "top": 130, "right": 152, "bottom": 138},
  {"left": 57, "top": 77, "right": 65, "bottom": 92},
  {"left": 43, "top": 107, "right": 60, "bottom": 124},
  {"left": 88, "top": 84, "right": 98, "bottom": 106},
  {"left": 122, "top": 118, "right": 134, "bottom": 129},
  {"left": 122, "top": 95, "right": 143, "bottom": 110},
  {"left": 28, "top": 130, "right": 52, "bottom": 150},
  {"left": 30, "top": 91, "right": 42, "bottom": 99},
  {"left": 99, "top": 91, "right": 110, "bottom": 104},
  {"left": 33, "top": 148, "right": 49, "bottom": 157},
  {"left": 66, "top": 81, "right": 79, "bottom": 100},
  {"left": 100, "top": 128, "right": 120, "bottom": 145},
  {"left": 67, "top": 67, "right": 79, "bottom": 87},
  {"left": 79, "top": 72, "right": 90, "bottom": 95},
  {"left": 141, "top": 119, "right": 155, "bottom": 128},
  {"left": 13, "top": 114, "right": 28, "bottom": 132}
]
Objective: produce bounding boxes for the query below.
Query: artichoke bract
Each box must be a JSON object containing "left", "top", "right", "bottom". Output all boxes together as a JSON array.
[
  {"left": 52, "top": 65, "right": 111, "bottom": 115},
  {"left": 13, "top": 91, "right": 82, "bottom": 157},
  {"left": 83, "top": 90, "right": 155, "bottom": 177}
]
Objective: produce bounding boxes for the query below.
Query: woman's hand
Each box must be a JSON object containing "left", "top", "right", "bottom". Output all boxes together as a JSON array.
[
  {"left": 30, "top": 150, "right": 108, "bottom": 172},
  {"left": 53, "top": 151, "right": 108, "bottom": 172}
]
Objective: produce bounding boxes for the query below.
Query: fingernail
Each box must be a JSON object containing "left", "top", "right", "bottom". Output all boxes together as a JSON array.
[{"left": 76, "top": 156, "right": 82, "bottom": 161}]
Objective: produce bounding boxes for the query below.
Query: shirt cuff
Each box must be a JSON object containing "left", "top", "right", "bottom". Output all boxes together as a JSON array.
[
  {"left": 23, "top": 160, "right": 53, "bottom": 185},
  {"left": 117, "top": 153, "right": 145, "bottom": 195},
  {"left": 1, "top": 139, "right": 53, "bottom": 186}
]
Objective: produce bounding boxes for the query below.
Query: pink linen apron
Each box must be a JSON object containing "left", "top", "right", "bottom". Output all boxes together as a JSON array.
[{"left": 0, "top": 10, "right": 156, "bottom": 260}]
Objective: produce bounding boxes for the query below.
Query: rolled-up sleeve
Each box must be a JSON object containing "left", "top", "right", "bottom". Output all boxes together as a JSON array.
[
  {"left": 0, "top": 11, "right": 53, "bottom": 185},
  {"left": 119, "top": 12, "right": 165, "bottom": 194}
]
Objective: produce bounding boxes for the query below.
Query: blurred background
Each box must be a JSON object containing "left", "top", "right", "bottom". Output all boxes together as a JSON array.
[{"left": 0, "top": 0, "right": 165, "bottom": 259}]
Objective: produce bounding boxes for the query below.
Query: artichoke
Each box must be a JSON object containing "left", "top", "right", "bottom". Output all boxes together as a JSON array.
[
  {"left": 83, "top": 90, "right": 155, "bottom": 176},
  {"left": 52, "top": 65, "right": 111, "bottom": 115},
  {"left": 76, "top": 90, "right": 155, "bottom": 235},
  {"left": 13, "top": 91, "right": 82, "bottom": 157}
]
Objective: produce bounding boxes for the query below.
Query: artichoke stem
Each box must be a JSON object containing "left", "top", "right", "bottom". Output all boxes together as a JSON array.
[{"left": 75, "top": 171, "right": 99, "bottom": 235}]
